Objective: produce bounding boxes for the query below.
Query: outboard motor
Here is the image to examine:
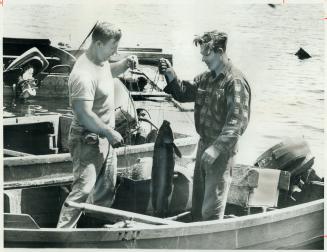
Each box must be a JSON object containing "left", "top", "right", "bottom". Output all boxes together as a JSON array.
[{"left": 3, "top": 47, "right": 49, "bottom": 99}]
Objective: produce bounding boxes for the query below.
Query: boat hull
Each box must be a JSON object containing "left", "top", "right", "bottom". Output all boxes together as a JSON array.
[
  {"left": 4, "top": 136, "right": 197, "bottom": 189},
  {"left": 4, "top": 199, "right": 324, "bottom": 249}
]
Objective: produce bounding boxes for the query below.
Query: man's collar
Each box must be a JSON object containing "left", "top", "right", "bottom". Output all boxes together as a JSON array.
[{"left": 211, "top": 59, "right": 232, "bottom": 81}]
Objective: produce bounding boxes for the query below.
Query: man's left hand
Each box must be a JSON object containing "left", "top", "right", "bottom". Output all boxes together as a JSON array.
[
  {"left": 201, "top": 145, "right": 220, "bottom": 168},
  {"left": 126, "top": 55, "right": 138, "bottom": 70}
]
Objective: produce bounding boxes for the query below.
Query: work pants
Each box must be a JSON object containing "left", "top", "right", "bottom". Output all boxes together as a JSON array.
[
  {"left": 57, "top": 127, "right": 117, "bottom": 228},
  {"left": 192, "top": 138, "right": 234, "bottom": 221}
]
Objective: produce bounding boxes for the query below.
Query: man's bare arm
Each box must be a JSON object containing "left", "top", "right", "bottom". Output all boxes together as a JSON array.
[
  {"left": 110, "top": 55, "right": 138, "bottom": 78},
  {"left": 110, "top": 59, "right": 129, "bottom": 78},
  {"left": 72, "top": 99, "right": 123, "bottom": 146}
]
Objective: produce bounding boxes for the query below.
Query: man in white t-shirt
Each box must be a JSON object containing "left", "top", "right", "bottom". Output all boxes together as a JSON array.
[{"left": 57, "top": 22, "right": 138, "bottom": 228}]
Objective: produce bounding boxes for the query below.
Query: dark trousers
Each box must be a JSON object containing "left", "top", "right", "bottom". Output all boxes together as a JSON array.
[{"left": 191, "top": 139, "right": 234, "bottom": 221}]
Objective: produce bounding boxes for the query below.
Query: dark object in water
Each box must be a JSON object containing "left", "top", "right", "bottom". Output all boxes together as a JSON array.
[
  {"left": 268, "top": 4, "right": 276, "bottom": 8},
  {"left": 295, "top": 48, "right": 311, "bottom": 60},
  {"left": 151, "top": 120, "right": 182, "bottom": 217}
]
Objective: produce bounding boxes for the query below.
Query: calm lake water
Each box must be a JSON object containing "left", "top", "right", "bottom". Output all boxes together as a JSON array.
[{"left": 3, "top": 1, "right": 325, "bottom": 176}]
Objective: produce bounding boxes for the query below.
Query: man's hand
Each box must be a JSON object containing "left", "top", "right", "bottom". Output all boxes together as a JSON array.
[
  {"left": 158, "top": 58, "right": 176, "bottom": 83},
  {"left": 126, "top": 55, "right": 139, "bottom": 70},
  {"left": 158, "top": 58, "right": 172, "bottom": 74},
  {"left": 106, "top": 129, "right": 124, "bottom": 148},
  {"left": 201, "top": 145, "right": 220, "bottom": 168}
]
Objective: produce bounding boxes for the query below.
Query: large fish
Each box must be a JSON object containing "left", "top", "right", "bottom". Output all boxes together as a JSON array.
[{"left": 151, "top": 120, "right": 182, "bottom": 217}]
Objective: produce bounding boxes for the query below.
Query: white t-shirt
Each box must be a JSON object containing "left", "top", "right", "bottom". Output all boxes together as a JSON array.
[{"left": 69, "top": 53, "right": 115, "bottom": 130}]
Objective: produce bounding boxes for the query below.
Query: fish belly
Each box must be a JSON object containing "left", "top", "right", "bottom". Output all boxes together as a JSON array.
[{"left": 152, "top": 146, "right": 174, "bottom": 217}]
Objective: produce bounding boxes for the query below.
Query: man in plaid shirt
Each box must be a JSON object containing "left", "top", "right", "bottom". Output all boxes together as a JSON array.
[{"left": 159, "top": 31, "right": 251, "bottom": 221}]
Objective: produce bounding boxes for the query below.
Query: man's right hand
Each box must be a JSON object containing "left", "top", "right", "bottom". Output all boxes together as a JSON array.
[
  {"left": 158, "top": 58, "right": 176, "bottom": 83},
  {"left": 158, "top": 58, "right": 172, "bottom": 74},
  {"left": 106, "top": 129, "right": 124, "bottom": 148}
]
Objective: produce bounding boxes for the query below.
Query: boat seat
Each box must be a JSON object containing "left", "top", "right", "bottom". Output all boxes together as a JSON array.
[
  {"left": 4, "top": 213, "right": 40, "bottom": 229},
  {"left": 247, "top": 168, "right": 282, "bottom": 212}
]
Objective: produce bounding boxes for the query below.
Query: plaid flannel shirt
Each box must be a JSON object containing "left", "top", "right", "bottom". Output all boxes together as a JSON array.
[{"left": 164, "top": 60, "right": 251, "bottom": 156}]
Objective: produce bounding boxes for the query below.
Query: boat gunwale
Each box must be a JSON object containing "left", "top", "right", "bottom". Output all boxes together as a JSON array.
[
  {"left": 4, "top": 199, "right": 323, "bottom": 239},
  {"left": 4, "top": 136, "right": 198, "bottom": 166}
]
